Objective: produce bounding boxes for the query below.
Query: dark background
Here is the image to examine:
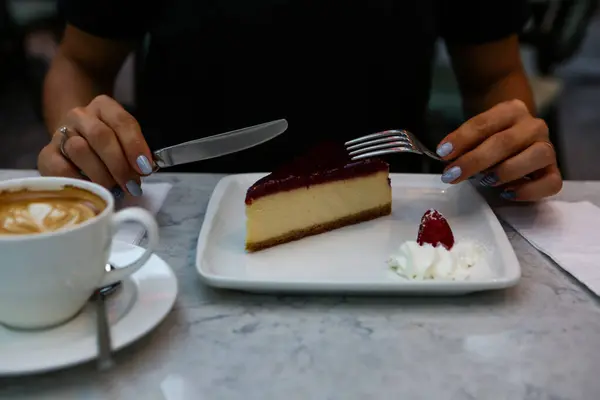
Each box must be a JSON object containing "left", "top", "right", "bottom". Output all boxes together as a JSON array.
[{"left": 1, "top": 0, "right": 600, "bottom": 180}]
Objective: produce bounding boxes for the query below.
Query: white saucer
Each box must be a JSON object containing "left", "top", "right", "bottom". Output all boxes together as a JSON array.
[{"left": 0, "top": 241, "right": 178, "bottom": 376}]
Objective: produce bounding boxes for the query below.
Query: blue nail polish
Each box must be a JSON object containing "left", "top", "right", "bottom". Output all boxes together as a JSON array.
[
  {"left": 441, "top": 166, "right": 462, "bottom": 183},
  {"left": 480, "top": 172, "right": 499, "bottom": 187},
  {"left": 501, "top": 190, "right": 516, "bottom": 200},
  {"left": 136, "top": 155, "right": 153, "bottom": 175},
  {"left": 111, "top": 186, "right": 125, "bottom": 199},
  {"left": 125, "top": 180, "right": 143, "bottom": 197},
  {"left": 436, "top": 142, "right": 453, "bottom": 157}
]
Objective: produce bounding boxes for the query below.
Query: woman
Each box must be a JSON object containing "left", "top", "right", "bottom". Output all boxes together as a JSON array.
[{"left": 37, "top": 0, "right": 561, "bottom": 201}]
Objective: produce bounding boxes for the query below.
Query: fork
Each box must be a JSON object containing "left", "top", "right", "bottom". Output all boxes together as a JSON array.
[{"left": 345, "top": 129, "right": 443, "bottom": 162}]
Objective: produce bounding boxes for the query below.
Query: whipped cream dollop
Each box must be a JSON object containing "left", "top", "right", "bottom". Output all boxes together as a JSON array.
[{"left": 387, "top": 240, "right": 484, "bottom": 281}]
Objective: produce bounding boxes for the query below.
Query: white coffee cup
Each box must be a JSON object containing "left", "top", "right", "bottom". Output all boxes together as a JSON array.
[{"left": 0, "top": 177, "right": 159, "bottom": 329}]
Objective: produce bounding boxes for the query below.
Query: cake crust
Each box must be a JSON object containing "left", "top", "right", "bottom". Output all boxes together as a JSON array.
[{"left": 245, "top": 203, "right": 392, "bottom": 252}]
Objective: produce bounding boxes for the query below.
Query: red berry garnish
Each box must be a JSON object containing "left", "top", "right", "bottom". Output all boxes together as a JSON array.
[{"left": 417, "top": 209, "right": 455, "bottom": 250}]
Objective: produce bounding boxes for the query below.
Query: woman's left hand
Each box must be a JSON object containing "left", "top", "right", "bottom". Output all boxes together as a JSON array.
[{"left": 435, "top": 99, "right": 563, "bottom": 201}]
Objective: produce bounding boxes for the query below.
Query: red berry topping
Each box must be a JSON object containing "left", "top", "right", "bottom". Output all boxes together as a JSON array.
[{"left": 417, "top": 209, "right": 455, "bottom": 250}]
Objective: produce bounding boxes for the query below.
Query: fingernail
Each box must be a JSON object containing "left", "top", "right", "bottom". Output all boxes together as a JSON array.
[
  {"left": 125, "top": 180, "right": 143, "bottom": 197},
  {"left": 136, "top": 155, "right": 153, "bottom": 175},
  {"left": 501, "top": 190, "right": 517, "bottom": 200},
  {"left": 436, "top": 142, "right": 453, "bottom": 157},
  {"left": 441, "top": 166, "right": 462, "bottom": 183},
  {"left": 110, "top": 186, "right": 125, "bottom": 199},
  {"left": 480, "top": 172, "right": 499, "bottom": 187}
]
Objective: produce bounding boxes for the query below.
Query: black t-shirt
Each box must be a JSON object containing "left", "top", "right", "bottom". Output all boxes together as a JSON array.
[{"left": 59, "top": 0, "right": 528, "bottom": 173}]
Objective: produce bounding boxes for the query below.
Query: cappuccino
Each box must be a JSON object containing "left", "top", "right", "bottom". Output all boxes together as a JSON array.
[
  {"left": 0, "top": 185, "right": 107, "bottom": 235},
  {"left": 0, "top": 176, "right": 159, "bottom": 329}
]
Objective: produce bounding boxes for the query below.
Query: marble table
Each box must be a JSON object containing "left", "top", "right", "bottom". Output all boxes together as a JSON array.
[{"left": 1, "top": 170, "right": 599, "bottom": 400}]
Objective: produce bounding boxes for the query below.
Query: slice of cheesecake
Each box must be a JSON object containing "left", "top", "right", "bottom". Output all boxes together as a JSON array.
[{"left": 245, "top": 143, "right": 392, "bottom": 252}]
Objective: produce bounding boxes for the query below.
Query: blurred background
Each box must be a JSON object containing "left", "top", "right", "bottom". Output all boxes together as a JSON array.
[{"left": 1, "top": 0, "right": 599, "bottom": 179}]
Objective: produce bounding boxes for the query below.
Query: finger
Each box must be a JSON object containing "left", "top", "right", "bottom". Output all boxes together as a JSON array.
[
  {"left": 89, "top": 95, "right": 154, "bottom": 175},
  {"left": 63, "top": 135, "right": 117, "bottom": 189},
  {"left": 37, "top": 134, "right": 84, "bottom": 179},
  {"left": 501, "top": 164, "right": 563, "bottom": 202},
  {"left": 436, "top": 99, "right": 530, "bottom": 159},
  {"left": 441, "top": 117, "right": 548, "bottom": 184},
  {"left": 479, "top": 141, "right": 556, "bottom": 187},
  {"left": 65, "top": 107, "right": 142, "bottom": 196},
  {"left": 40, "top": 133, "right": 126, "bottom": 198}
]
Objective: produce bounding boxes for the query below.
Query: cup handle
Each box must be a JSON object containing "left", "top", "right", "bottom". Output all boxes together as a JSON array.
[{"left": 98, "top": 207, "right": 159, "bottom": 287}]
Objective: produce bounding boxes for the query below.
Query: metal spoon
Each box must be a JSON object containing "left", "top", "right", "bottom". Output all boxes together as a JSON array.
[{"left": 94, "top": 264, "right": 121, "bottom": 371}]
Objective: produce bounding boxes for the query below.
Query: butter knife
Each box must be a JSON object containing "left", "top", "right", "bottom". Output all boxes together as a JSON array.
[{"left": 151, "top": 119, "right": 288, "bottom": 171}]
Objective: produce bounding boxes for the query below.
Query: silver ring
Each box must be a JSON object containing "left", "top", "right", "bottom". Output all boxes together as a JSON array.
[{"left": 58, "top": 126, "right": 71, "bottom": 160}]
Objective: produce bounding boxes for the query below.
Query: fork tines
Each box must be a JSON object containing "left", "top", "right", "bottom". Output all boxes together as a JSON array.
[{"left": 345, "top": 130, "right": 417, "bottom": 161}]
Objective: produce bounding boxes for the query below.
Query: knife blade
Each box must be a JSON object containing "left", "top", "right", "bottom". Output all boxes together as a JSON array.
[{"left": 152, "top": 119, "right": 288, "bottom": 169}]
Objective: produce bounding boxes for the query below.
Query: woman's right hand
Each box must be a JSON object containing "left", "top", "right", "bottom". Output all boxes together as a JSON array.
[{"left": 38, "top": 95, "right": 155, "bottom": 197}]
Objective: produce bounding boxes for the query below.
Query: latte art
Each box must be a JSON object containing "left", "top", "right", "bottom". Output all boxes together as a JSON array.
[
  {"left": 1, "top": 202, "right": 97, "bottom": 234},
  {"left": 0, "top": 186, "right": 107, "bottom": 235}
]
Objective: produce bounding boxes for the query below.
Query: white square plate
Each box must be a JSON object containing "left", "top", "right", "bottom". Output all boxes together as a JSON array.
[{"left": 195, "top": 173, "right": 521, "bottom": 295}]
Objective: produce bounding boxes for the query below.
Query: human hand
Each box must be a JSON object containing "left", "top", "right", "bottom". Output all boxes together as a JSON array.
[
  {"left": 38, "top": 95, "right": 155, "bottom": 197},
  {"left": 435, "top": 99, "right": 562, "bottom": 201}
]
